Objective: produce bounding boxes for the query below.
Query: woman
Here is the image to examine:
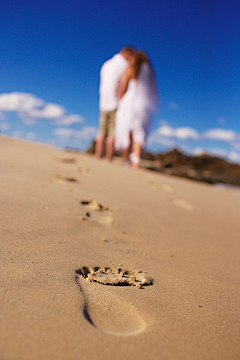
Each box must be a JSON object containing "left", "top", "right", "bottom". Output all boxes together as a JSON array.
[{"left": 115, "top": 51, "right": 159, "bottom": 168}]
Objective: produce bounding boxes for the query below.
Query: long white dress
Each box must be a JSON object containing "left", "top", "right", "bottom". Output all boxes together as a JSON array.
[{"left": 115, "top": 62, "right": 158, "bottom": 150}]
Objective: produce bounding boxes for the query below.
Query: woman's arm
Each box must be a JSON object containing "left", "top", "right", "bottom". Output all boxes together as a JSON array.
[{"left": 119, "top": 67, "right": 135, "bottom": 99}]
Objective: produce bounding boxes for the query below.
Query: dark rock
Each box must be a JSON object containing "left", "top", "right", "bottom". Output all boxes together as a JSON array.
[
  {"left": 155, "top": 149, "right": 240, "bottom": 187},
  {"left": 85, "top": 142, "right": 240, "bottom": 187},
  {"left": 142, "top": 151, "right": 155, "bottom": 161},
  {"left": 161, "top": 149, "right": 191, "bottom": 167},
  {"left": 86, "top": 141, "right": 96, "bottom": 154}
]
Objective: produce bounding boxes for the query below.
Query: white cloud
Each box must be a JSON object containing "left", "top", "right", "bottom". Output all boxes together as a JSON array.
[
  {"left": 150, "top": 123, "right": 240, "bottom": 149},
  {"left": 158, "top": 125, "right": 175, "bottom": 137},
  {"left": 229, "top": 151, "right": 240, "bottom": 164},
  {"left": 25, "top": 132, "right": 36, "bottom": 141},
  {"left": 55, "top": 114, "right": 85, "bottom": 126},
  {"left": 147, "top": 132, "right": 175, "bottom": 148},
  {"left": 19, "top": 114, "right": 37, "bottom": 125},
  {"left": 12, "top": 130, "right": 22, "bottom": 138},
  {"left": 147, "top": 120, "right": 240, "bottom": 164},
  {"left": 156, "top": 124, "right": 199, "bottom": 140},
  {"left": 192, "top": 147, "right": 240, "bottom": 164},
  {"left": 0, "top": 92, "right": 44, "bottom": 112},
  {"left": 0, "top": 122, "right": 10, "bottom": 131},
  {"left": 0, "top": 92, "right": 84, "bottom": 126},
  {"left": 203, "top": 148, "right": 228, "bottom": 158},
  {"left": 53, "top": 126, "right": 98, "bottom": 142},
  {"left": 53, "top": 128, "right": 74, "bottom": 140},
  {"left": 174, "top": 127, "right": 199, "bottom": 140},
  {"left": 193, "top": 147, "right": 204, "bottom": 156},
  {"left": 204, "top": 128, "right": 238, "bottom": 142},
  {"left": 148, "top": 124, "right": 199, "bottom": 149},
  {"left": 27, "top": 102, "right": 65, "bottom": 119},
  {"left": 77, "top": 126, "right": 98, "bottom": 139},
  {"left": 232, "top": 142, "right": 240, "bottom": 151}
]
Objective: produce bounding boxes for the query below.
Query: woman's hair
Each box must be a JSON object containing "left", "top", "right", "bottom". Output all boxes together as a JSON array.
[
  {"left": 134, "top": 51, "right": 152, "bottom": 77},
  {"left": 134, "top": 51, "right": 158, "bottom": 111}
]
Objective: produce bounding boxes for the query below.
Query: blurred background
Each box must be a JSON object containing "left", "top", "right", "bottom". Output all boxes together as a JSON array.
[{"left": 0, "top": 0, "right": 239, "bottom": 163}]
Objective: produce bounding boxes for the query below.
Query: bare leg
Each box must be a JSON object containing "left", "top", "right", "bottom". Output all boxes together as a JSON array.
[
  {"left": 122, "top": 148, "right": 130, "bottom": 162},
  {"left": 106, "top": 136, "right": 114, "bottom": 162},
  {"left": 131, "top": 141, "right": 142, "bottom": 169},
  {"left": 95, "top": 134, "right": 105, "bottom": 159},
  {"left": 122, "top": 132, "right": 133, "bottom": 162}
]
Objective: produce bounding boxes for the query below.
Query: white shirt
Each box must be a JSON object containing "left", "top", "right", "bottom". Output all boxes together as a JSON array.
[{"left": 99, "top": 53, "right": 129, "bottom": 111}]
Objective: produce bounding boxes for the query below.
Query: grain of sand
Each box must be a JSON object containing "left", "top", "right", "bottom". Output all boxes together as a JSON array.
[{"left": 1, "top": 136, "right": 240, "bottom": 360}]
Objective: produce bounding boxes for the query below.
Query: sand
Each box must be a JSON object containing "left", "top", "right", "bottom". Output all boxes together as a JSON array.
[{"left": 1, "top": 135, "right": 240, "bottom": 360}]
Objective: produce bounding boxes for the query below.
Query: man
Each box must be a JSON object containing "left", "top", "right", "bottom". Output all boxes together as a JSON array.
[{"left": 95, "top": 47, "right": 135, "bottom": 161}]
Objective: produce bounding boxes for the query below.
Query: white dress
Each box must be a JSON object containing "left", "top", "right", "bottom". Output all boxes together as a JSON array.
[{"left": 115, "top": 63, "right": 158, "bottom": 150}]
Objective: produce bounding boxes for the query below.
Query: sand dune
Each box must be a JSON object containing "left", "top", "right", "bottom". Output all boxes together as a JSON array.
[{"left": 1, "top": 136, "right": 240, "bottom": 360}]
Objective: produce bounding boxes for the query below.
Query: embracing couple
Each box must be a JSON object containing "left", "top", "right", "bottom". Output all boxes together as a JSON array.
[{"left": 95, "top": 46, "right": 158, "bottom": 169}]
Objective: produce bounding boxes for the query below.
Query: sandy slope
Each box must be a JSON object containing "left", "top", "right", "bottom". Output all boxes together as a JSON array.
[{"left": 1, "top": 136, "right": 240, "bottom": 360}]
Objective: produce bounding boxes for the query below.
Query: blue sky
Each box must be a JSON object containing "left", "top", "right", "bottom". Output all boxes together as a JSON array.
[{"left": 0, "top": 0, "right": 240, "bottom": 163}]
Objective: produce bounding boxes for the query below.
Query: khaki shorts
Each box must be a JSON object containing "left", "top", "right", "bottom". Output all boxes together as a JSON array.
[{"left": 99, "top": 109, "right": 116, "bottom": 138}]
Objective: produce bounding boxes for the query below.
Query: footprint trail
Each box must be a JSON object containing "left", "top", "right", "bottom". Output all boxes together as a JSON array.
[
  {"left": 172, "top": 198, "right": 193, "bottom": 210},
  {"left": 53, "top": 157, "right": 77, "bottom": 164},
  {"left": 51, "top": 174, "right": 79, "bottom": 185},
  {"left": 78, "top": 167, "right": 91, "bottom": 175},
  {"left": 75, "top": 267, "right": 152, "bottom": 336},
  {"left": 148, "top": 180, "right": 173, "bottom": 193},
  {"left": 80, "top": 200, "right": 112, "bottom": 211},
  {"left": 80, "top": 200, "right": 113, "bottom": 225}
]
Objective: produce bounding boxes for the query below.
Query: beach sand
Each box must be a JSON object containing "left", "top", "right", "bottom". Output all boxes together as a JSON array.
[{"left": 1, "top": 135, "right": 240, "bottom": 360}]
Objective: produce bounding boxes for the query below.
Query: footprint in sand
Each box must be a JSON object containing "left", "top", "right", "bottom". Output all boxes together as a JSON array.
[
  {"left": 148, "top": 180, "right": 173, "bottom": 193},
  {"left": 78, "top": 167, "right": 91, "bottom": 175},
  {"left": 80, "top": 200, "right": 112, "bottom": 211},
  {"left": 80, "top": 200, "right": 113, "bottom": 225},
  {"left": 75, "top": 267, "right": 152, "bottom": 336},
  {"left": 172, "top": 198, "right": 193, "bottom": 210},
  {"left": 51, "top": 174, "right": 80, "bottom": 185},
  {"left": 53, "top": 156, "right": 77, "bottom": 164}
]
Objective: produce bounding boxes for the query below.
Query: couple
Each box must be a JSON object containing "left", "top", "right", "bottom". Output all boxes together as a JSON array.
[{"left": 95, "top": 46, "right": 158, "bottom": 169}]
